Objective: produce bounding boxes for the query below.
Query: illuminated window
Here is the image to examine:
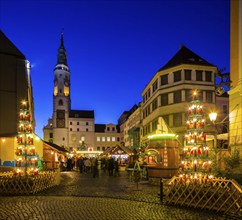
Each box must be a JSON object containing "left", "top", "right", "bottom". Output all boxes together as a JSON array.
[
  {"left": 112, "top": 137, "right": 115, "bottom": 141},
  {"left": 102, "top": 137, "right": 105, "bottom": 142},
  {"left": 107, "top": 137, "right": 110, "bottom": 142},
  {"left": 54, "top": 85, "right": 58, "bottom": 96},
  {"left": 64, "top": 85, "right": 69, "bottom": 96},
  {"left": 97, "top": 137, "right": 100, "bottom": 142}
]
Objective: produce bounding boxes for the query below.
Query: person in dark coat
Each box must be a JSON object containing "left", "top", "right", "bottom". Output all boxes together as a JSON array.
[
  {"left": 67, "top": 158, "right": 72, "bottom": 171},
  {"left": 114, "top": 159, "right": 120, "bottom": 177},
  {"left": 93, "top": 157, "right": 99, "bottom": 178},
  {"left": 108, "top": 157, "right": 114, "bottom": 176},
  {"left": 77, "top": 157, "right": 84, "bottom": 173}
]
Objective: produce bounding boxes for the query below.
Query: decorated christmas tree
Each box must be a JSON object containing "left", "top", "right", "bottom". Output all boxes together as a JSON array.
[
  {"left": 181, "top": 91, "right": 212, "bottom": 183},
  {"left": 15, "top": 101, "right": 38, "bottom": 176}
]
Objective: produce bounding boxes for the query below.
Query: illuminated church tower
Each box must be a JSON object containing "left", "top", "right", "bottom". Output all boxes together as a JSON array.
[
  {"left": 43, "top": 33, "right": 120, "bottom": 152},
  {"left": 44, "top": 33, "right": 70, "bottom": 147},
  {"left": 52, "top": 33, "right": 70, "bottom": 146}
]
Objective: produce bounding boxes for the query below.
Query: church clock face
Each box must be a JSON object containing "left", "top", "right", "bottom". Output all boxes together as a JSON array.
[
  {"left": 56, "top": 110, "right": 65, "bottom": 128},
  {"left": 57, "top": 119, "right": 65, "bottom": 128}
]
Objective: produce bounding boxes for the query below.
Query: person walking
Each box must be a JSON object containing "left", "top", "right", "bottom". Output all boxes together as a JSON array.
[
  {"left": 77, "top": 157, "right": 84, "bottom": 173},
  {"left": 108, "top": 157, "right": 114, "bottom": 176},
  {"left": 114, "top": 159, "right": 120, "bottom": 177},
  {"left": 84, "top": 158, "right": 91, "bottom": 173},
  {"left": 93, "top": 157, "right": 99, "bottom": 178}
]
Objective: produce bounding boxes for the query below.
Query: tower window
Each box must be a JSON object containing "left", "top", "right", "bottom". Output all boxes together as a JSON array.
[
  {"left": 58, "top": 99, "right": 63, "bottom": 105},
  {"left": 60, "top": 89, "right": 62, "bottom": 94},
  {"left": 86, "top": 122, "right": 89, "bottom": 125}
]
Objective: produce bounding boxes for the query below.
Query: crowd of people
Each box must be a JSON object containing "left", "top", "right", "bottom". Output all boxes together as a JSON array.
[
  {"left": 60, "top": 155, "right": 148, "bottom": 180},
  {"left": 75, "top": 156, "right": 121, "bottom": 178}
]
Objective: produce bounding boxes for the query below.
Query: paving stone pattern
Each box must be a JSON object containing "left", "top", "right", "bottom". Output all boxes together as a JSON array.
[{"left": 0, "top": 171, "right": 238, "bottom": 220}]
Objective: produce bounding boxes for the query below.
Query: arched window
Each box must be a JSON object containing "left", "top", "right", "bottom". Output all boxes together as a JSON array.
[{"left": 58, "top": 99, "right": 63, "bottom": 106}]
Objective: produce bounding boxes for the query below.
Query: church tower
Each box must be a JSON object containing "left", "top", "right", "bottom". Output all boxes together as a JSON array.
[{"left": 52, "top": 33, "right": 70, "bottom": 147}]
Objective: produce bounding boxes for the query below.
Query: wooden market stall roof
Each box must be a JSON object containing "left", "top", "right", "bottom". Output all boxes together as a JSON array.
[
  {"left": 104, "top": 145, "right": 133, "bottom": 155},
  {"left": 43, "top": 141, "right": 69, "bottom": 154}
]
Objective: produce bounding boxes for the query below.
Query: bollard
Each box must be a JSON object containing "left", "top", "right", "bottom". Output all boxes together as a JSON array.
[{"left": 160, "top": 178, "right": 163, "bottom": 202}]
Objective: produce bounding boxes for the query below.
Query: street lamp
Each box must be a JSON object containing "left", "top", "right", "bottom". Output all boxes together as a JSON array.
[
  {"left": 209, "top": 112, "right": 217, "bottom": 123},
  {"left": 209, "top": 112, "right": 218, "bottom": 149}
]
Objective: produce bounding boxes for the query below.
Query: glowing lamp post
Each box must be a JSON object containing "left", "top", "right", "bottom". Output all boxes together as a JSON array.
[
  {"left": 209, "top": 112, "right": 218, "bottom": 148},
  {"left": 209, "top": 112, "right": 217, "bottom": 123}
]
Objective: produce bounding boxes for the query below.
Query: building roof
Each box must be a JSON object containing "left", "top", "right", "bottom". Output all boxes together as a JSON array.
[
  {"left": 0, "top": 30, "right": 26, "bottom": 59},
  {"left": 57, "top": 33, "right": 68, "bottom": 66},
  {"left": 95, "top": 124, "right": 106, "bottom": 132},
  {"left": 69, "top": 110, "right": 94, "bottom": 118},
  {"left": 95, "top": 124, "right": 120, "bottom": 133},
  {"left": 104, "top": 145, "right": 133, "bottom": 155},
  {"left": 118, "top": 104, "right": 138, "bottom": 125},
  {"left": 158, "top": 45, "right": 215, "bottom": 71}
]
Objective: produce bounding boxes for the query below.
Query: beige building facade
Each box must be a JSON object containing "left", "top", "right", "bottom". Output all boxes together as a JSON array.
[
  {"left": 94, "top": 123, "right": 120, "bottom": 151},
  {"left": 229, "top": 0, "right": 242, "bottom": 155},
  {"left": 140, "top": 45, "right": 218, "bottom": 146}
]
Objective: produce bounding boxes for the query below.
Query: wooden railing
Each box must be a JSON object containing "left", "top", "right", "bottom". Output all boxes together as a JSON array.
[
  {"left": 164, "top": 176, "right": 242, "bottom": 218},
  {"left": 0, "top": 169, "right": 59, "bottom": 195}
]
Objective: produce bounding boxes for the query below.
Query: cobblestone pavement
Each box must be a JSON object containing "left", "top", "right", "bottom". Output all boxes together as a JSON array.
[{"left": 0, "top": 171, "right": 238, "bottom": 220}]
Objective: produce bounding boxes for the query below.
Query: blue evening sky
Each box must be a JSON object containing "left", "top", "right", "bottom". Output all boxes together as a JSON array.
[{"left": 0, "top": 0, "right": 230, "bottom": 138}]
